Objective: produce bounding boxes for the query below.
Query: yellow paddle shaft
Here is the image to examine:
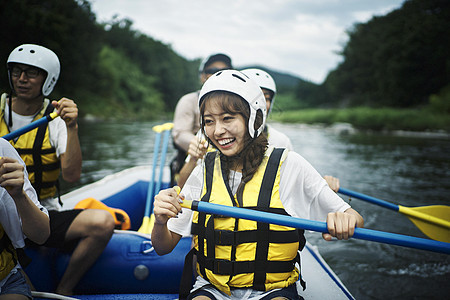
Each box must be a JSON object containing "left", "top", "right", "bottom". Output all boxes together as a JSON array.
[{"left": 399, "top": 205, "right": 450, "bottom": 229}]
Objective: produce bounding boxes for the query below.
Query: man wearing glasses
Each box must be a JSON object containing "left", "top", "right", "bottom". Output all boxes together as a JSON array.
[
  {"left": 0, "top": 44, "right": 114, "bottom": 296},
  {"left": 170, "top": 53, "right": 232, "bottom": 185}
]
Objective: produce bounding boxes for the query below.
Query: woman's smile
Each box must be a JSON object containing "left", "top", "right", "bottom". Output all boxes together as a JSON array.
[{"left": 204, "top": 100, "right": 246, "bottom": 157}]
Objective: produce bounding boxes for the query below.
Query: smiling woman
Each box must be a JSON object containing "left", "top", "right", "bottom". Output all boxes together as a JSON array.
[{"left": 151, "top": 70, "right": 363, "bottom": 299}]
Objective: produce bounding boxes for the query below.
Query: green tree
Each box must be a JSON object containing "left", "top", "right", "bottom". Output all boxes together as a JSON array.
[
  {"left": 94, "top": 45, "right": 164, "bottom": 119},
  {"left": 322, "top": 0, "right": 450, "bottom": 108},
  {"left": 101, "top": 17, "right": 199, "bottom": 111},
  {"left": 0, "top": 0, "right": 102, "bottom": 110}
]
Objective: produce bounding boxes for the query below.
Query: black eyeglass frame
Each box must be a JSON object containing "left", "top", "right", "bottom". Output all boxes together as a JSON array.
[{"left": 9, "top": 66, "right": 41, "bottom": 79}]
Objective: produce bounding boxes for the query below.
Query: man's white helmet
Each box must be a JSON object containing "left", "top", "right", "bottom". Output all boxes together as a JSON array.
[
  {"left": 7, "top": 44, "right": 60, "bottom": 96},
  {"left": 199, "top": 70, "right": 266, "bottom": 138}
]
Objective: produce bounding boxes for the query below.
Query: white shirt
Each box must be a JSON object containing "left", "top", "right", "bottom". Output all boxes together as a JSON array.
[
  {"left": 267, "top": 124, "right": 293, "bottom": 150},
  {"left": 0, "top": 138, "right": 48, "bottom": 249},
  {"left": 0, "top": 139, "right": 48, "bottom": 289}
]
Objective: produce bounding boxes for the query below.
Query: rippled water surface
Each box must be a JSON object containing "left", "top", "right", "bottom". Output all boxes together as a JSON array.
[{"left": 64, "top": 120, "right": 450, "bottom": 299}]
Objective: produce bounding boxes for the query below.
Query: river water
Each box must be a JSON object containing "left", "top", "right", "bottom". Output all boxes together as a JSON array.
[{"left": 63, "top": 120, "right": 450, "bottom": 299}]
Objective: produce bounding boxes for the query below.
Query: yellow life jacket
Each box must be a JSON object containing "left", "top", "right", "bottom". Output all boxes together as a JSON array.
[
  {"left": 0, "top": 224, "right": 18, "bottom": 282},
  {"left": 191, "top": 148, "right": 305, "bottom": 295},
  {"left": 0, "top": 94, "right": 60, "bottom": 201}
]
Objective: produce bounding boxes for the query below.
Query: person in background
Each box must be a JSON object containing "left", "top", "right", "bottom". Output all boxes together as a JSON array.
[
  {"left": 152, "top": 70, "right": 363, "bottom": 299},
  {"left": 240, "top": 68, "right": 292, "bottom": 149},
  {"left": 170, "top": 53, "right": 232, "bottom": 185},
  {"left": 0, "top": 138, "right": 50, "bottom": 300},
  {"left": 241, "top": 68, "right": 341, "bottom": 192},
  {"left": 177, "top": 68, "right": 341, "bottom": 192},
  {"left": 1, "top": 44, "right": 114, "bottom": 296}
]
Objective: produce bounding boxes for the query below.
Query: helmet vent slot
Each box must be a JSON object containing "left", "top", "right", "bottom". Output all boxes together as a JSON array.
[{"left": 232, "top": 73, "right": 246, "bottom": 82}]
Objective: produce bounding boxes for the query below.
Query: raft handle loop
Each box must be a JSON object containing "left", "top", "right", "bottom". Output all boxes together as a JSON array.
[{"left": 142, "top": 240, "right": 154, "bottom": 254}]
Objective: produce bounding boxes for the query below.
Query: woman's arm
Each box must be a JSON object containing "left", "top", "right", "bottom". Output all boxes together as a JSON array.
[
  {"left": 0, "top": 157, "right": 50, "bottom": 244},
  {"left": 151, "top": 187, "right": 184, "bottom": 255}
]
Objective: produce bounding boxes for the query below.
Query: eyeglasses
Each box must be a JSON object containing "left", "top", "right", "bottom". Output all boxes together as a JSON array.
[
  {"left": 203, "top": 67, "right": 230, "bottom": 75},
  {"left": 10, "top": 66, "right": 41, "bottom": 79}
]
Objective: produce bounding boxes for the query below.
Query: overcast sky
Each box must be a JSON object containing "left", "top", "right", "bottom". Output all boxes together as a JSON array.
[{"left": 90, "top": 0, "right": 405, "bottom": 84}]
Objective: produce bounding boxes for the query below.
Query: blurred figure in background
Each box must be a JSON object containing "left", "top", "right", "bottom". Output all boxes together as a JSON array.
[{"left": 170, "top": 53, "right": 232, "bottom": 185}]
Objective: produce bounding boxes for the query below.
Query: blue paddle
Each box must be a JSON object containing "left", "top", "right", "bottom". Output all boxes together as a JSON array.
[
  {"left": 138, "top": 125, "right": 162, "bottom": 233},
  {"left": 148, "top": 123, "right": 173, "bottom": 233},
  {"left": 138, "top": 122, "right": 173, "bottom": 234},
  {"left": 2, "top": 112, "right": 59, "bottom": 141},
  {"left": 179, "top": 197, "right": 450, "bottom": 254},
  {"left": 338, "top": 188, "right": 450, "bottom": 243}
]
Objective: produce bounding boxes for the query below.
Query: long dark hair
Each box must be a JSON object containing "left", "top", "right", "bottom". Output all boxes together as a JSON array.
[{"left": 200, "top": 91, "right": 268, "bottom": 203}]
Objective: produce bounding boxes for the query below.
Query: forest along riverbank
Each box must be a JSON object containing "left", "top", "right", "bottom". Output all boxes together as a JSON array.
[{"left": 63, "top": 120, "right": 449, "bottom": 299}]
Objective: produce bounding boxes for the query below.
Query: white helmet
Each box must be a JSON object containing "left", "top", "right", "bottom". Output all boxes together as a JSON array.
[
  {"left": 241, "top": 68, "right": 276, "bottom": 95},
  {"left": 199, "top": 70, "right": 266, "bottom": 138},
  {"left": 241, "top": 68, "right": 277, "bottom": 115},
  {"left": 7, "top": 44, "right": 60, "bottom": 96}
]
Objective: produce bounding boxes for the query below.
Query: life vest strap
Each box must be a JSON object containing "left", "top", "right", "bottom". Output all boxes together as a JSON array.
[
  {"left": 196, "top": 253, "right": 296, "bottom": 276},
  {"left": 192, "top": 224, "right": 299, "bottom": 245},
  {"left": 16, "top": 148, "right": 56, "bottom": 155},
  {"left": 26, "top": 161, "right": 60, "bottom": 173}
]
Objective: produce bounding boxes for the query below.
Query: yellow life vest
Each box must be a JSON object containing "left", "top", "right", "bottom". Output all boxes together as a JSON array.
[
  {"left": 0, "top": 94, "right": 60, "bottom": 200},
  {"left": 0, "top": 224, "right": 18, "bottom": 282},
  {"left": 191, "top": 148, "right": 305, "bottom": 295}
]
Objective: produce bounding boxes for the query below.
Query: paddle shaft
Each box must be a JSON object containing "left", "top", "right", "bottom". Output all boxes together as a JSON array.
[
  {"left": 149, "top": 123, "right": 173, "bottom": 215},
  {"left": 181, "top": 200, "right": 450, "bottom": 255},
  {"left": 145, "top": 123, "right": 174, "bottom": 217},
  {"left": 338, "top": 188, "right": 450, "bottom": 229},
  {"left": 143, "top": 130, "right": 162, "bottom": 217},
  {"left": 153, "top": 128, "right": 172, "bottom": 199},
  {"left": 339, "top": 188, "right": 398, "bottom": 211},
  {"left": 2, "top": 112, "right": 59, "bottom": 141}
]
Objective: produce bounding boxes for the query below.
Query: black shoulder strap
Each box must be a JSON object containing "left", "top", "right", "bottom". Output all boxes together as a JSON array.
[
  {"left": 31, "top": 104, "right": 56, "bottom": 201},
  {"left": 253, "top": 148, "right": 284, "bottom": 290}
]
